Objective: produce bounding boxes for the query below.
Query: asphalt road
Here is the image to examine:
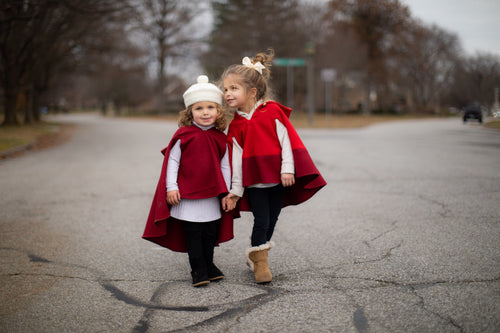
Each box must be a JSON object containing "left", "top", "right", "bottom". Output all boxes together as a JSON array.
[{"left": 1, "top": 113, "right": 499, "bottom": 332}]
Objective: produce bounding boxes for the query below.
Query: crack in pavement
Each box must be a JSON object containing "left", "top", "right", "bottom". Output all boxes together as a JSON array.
[
  {"left": 330, "top": 275, "right": 500, "bottom": 287},
  {"left": 416, "top": 194, "right": 452, "bottom": 218},
  {"left": 354, "top": 243, "right": 402, "bottom": 264},
  {"left": 133, "top": 283, "right": 283, "bottom": 333},
  {"left": 358, "top": 220, "right": 401, "bottom": 264},
  {"left": 364, "top": 220, "right": 398, "bottom": 246},
  {"left": 409, "top": 285, "right": 465, "bottom": 332},
  {"left": 2, "top": 247, "right": 214, "bottom": 312},
  {"left": 2, "top": 247, "right": 286, "bottom": 332},
  {"left": 3, "top": 247, "right": 498, "bottom": 332}
]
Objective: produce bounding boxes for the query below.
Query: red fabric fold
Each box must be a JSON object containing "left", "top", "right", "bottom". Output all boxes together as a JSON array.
[
  {"left": 227, "top": 101, "right": 327, "bottom": 213},
  {"left": 142, "top": 125, "right": 234, "bottom": 252}
]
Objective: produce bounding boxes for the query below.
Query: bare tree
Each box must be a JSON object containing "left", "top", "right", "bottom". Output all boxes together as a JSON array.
[
  {"left": 203, "top": 0, "right": 307, "bottom": 105},
  {"left": 317, "top": 16, "right": 367, "bottom": 112},
  {"left": 326, "top": 0, "right": 412, "bottom": 113},
  {"left": 78, "top": 27, "right": 153, "bottom": 116},
  {"left": 0, "top": 1, "right": 133, "bottom": 125},
  {"left": 446, "top": 53, "right": 500, "bottom": 110},
  {"left": 393, "top": 21, "right": 461, "bottom": 113},
  {"left": 134, "top": 0, "right": 207, "bottom": 110}
]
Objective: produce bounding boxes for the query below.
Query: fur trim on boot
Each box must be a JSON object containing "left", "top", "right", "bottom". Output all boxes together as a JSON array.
[
  {"left": 246, "top": 244, "right": 273, "bottom": 283},
  {"left": 246, "top": 241, "right": 274, "bottom": 270}
]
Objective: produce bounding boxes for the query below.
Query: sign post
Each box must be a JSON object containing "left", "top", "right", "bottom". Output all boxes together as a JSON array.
[
  {"left": 321, "top": 68, "right": 336, "bottom": 122},
  {"left": 273, "top": 58, "right": 306, "bottom": 111}
]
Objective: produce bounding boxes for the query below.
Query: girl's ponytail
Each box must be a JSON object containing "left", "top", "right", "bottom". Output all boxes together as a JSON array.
[
  {"left": 221, "top": 49, "right": 275, "bottom": 102},
  {"left": 252, "top": 49, "right": 274, "bottom": 80}
]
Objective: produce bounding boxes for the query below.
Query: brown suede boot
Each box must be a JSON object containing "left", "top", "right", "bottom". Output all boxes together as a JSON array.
[
  {"left": 247, "top": 244, "right": 272, "bottom": 283},
  {"left": 246, "top": 241, "right": 274, "bottom": 270}
]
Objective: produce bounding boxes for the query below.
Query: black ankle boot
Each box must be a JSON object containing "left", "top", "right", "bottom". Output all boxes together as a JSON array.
[
  {"left": 187, "top": 255, "right": 209, "bottom": 287},
  {"left": 191, "top": 271, "right": 210, "bottom": 287},
  {"left": 207, "top": 263, "right": 224, "bottom": 281},
  {"left": 203, "top": 239, "right": 224, "bottom": 281}
]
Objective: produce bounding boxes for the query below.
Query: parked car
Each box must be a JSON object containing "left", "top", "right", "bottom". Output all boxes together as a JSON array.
[{"left": 463, "top": 105, "right": 483, "bottom": 123}]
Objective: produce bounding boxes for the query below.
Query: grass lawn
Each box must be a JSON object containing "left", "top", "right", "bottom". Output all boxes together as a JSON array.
[
  {"left": 0, "top": 123, "right": 57, "bottom": 151},
  {"left": 0, "top": 122, "right": 75, "bottom": 157},
  {"left": 484, "top": 119, "right": 500, "bottom": 129}
]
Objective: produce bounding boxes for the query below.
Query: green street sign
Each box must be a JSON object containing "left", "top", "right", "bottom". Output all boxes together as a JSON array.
[{"left": 274, "top": 58, "right": 306, "bottom": 67}]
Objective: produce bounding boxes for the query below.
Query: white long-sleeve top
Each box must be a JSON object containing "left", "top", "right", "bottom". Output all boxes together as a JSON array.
[
  {"left": 166, "top": 122, "right": 231, "bottom": 222},
  {"left": 230, "top": 101, "right": 295, "bottom": 197}
]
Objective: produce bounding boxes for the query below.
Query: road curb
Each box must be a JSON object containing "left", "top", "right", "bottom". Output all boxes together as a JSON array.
[
  {"left": 0, "top": 141, "right": 36, "bottom": 159},
  {"left": 0, "top": 122, "right": 74, "bottom": 160}
]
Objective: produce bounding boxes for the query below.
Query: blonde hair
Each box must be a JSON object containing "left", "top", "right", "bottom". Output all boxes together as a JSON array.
[
  {"left": 221, "top": 49, "right": 275, "bottom": 102},
  {"left": 178, "top": 103, "right": 227, "bottom": 131}
]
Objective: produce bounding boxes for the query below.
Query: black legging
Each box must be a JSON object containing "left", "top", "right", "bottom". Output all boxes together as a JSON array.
[
  {"left": 182, "top": 219, "right": 218, "bottom": 276},
  {"left": 246, "top": 184, "right": 285, "bottom": 247}
]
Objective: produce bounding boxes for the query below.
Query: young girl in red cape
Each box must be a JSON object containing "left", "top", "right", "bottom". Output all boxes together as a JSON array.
[
  {"left": 221, "top": 50, "right": 327, "bottom": 284},
  {"left": 142, "top": 75, "right": 234, "bottom": 287}
]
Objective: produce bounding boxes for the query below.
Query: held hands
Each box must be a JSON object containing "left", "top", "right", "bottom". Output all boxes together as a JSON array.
[
  {"left": 168, "top": 178, "right": 292, "bottom": 210},
  {"left": 221, "top": 174, "right": 294, "bottom": 212},
  {"left": 281, "top": 173, "right": 295, "bottom": 187},
  {"left": 167, "top": 189, "right": 239, "bottom": 211},
  {"left": 166, "top": 190, "right": 181, "bottom": 206},
  {"left": 222, "top": 193, "right": 240, "bottom": 212}
]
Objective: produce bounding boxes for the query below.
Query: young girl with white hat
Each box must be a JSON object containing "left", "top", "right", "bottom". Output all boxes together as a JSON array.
[{"left": 143, "top": 75, "right": 234, "bottom": 287}]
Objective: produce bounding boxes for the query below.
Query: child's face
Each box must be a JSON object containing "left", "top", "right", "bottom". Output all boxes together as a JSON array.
[
  {"left": 223, "top": 74, "right": 255, "bottom": 112},
  {"left": 191, "top": 101, "right": 218, "bottom": 127}
]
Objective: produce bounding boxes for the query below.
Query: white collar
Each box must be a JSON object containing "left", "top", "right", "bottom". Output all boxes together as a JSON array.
[
  {"left": 193, "top": 121, "right": 215, "bottom": 131},
  {"left": 236, "top": 100, "right": 264, "bottom": 119}
]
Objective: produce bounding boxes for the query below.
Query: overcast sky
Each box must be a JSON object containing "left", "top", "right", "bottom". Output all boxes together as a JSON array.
[{"left": 402, "top": 0, "right": 500, "bottom": 56}]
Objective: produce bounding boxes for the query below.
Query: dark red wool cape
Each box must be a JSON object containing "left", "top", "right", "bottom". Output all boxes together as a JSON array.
[{"left": 142, "top": 125, "right": 234, "bottom": 252}]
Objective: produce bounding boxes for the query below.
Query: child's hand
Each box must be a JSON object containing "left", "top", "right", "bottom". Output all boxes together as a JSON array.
[
  {"left": 281, "top": 173, "right": 295, "bottom": 187},
  {"left": 222, "top": 193, "right": 240, "bottom": 212},
  {"left": 166, "top": 190, "right": 181, "bottom": 206}
]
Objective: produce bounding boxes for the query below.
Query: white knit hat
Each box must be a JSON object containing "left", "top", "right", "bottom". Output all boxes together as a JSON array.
[{"left": 182, "top": 75, "right": 223, "bottom": 108}]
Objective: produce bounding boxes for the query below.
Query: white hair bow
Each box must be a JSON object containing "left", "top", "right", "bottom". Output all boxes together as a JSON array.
[{"left": 242, "top": 57, "right": 265, "bottom": 74}]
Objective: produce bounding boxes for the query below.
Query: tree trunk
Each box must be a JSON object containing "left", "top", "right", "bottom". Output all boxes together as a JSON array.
[
  {"left": 2, "top": 88, "right": 20, "bottom": 126},
  {"left": 24, "top": 86, "right": 35, "bottom": 124},
  {"left": 31, "top": 89, "right": 41, "bottom": 123},
  {"left": 363, "top": 79, "right": 371, "bottom": 115},
  {"left": 156, "top": 39, "right": 167, "bottom": 113},
  {"left": 100, "top": 101, "right": 108, "bottom": 116}
]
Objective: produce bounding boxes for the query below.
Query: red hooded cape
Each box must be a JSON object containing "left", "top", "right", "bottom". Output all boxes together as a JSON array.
[
  {"left": 227, "top": 101, "right": 327, "bottom": 212},
  {"left": 142, "top": 125, "right": 234, "bottom": 252}
]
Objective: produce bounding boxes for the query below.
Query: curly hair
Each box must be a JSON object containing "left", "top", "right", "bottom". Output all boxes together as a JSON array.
[
  {"left": 221, "top": 49, "right": 275, "bottom": 102},
  {"left": 178, "top": 103, "right": 227, "bottom": 131}
]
